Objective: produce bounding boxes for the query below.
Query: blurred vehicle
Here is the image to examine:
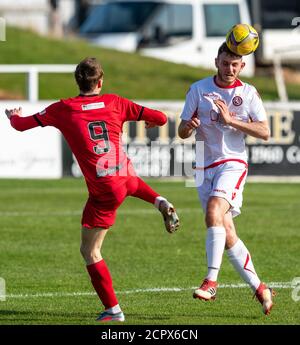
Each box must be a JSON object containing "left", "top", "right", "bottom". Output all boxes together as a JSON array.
[
  {"left": 79, "top": 0, "right": 255, "bottom": 76},
  {"left": 247, "top": 0, "right": 300, "bottom": 65}
]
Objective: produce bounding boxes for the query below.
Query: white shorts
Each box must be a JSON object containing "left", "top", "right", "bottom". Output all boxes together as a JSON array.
[{"left": 196, "top": 160, "right": 248, "bottom": 217}]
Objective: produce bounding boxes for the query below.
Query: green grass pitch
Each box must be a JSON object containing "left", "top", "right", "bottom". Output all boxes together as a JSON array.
[{"left": 0, "top": 178, "right": 299, "bottom": 325}]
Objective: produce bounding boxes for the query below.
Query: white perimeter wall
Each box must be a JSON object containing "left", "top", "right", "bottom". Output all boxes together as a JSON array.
[
  {"left": 1, "top": 100, "right": 300, "bottom": 179},
  {"left": 0, "top": 101, "right": 62, "bottom": 178}
]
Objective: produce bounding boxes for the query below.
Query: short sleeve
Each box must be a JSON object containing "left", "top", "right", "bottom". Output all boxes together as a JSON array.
[
  {"left": 180, "top": 85, "right": 199, "bottom": 120},
  {"left": 33, "top": 101, "right": 62, "bottom": 127},
  {"left": 248, "top": 88, "right": 267, "bottom": 122},
  {"left": 117, "top": 96, "right": 144, "bottom": 122}
]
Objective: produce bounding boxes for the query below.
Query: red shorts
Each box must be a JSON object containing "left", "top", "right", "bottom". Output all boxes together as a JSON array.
[{"left": 81, "top": 175, "right": 158, "bottom": 229}]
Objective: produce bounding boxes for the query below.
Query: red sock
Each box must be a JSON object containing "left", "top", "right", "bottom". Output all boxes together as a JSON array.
[
  {"left": 129, "top": 177, "right": 159, "bottom": 204},
  {"left": 86, "top": 260, "right": 118, "bottom": 309}
]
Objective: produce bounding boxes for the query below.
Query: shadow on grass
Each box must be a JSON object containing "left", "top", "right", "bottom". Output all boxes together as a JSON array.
[
  {"left": 0, "top": 309, "right": 262, "bottom": 324},
  {"left": 0, "top": 309, "right": 95, "bottom": 323},
  {"left": 126, "top": 311, "right": 261, "bottom": 322}
]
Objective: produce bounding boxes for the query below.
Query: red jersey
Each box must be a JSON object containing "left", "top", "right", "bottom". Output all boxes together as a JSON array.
[{"left": 10, "top": 94, "right": 167, "bottom": 197}]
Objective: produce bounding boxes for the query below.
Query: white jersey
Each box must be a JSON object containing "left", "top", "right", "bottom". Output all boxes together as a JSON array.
[{"left": 180, "top": 76, "right": 267, "bottom": 167}]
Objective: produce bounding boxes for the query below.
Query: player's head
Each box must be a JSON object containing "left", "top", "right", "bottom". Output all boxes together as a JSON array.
[
  {"left": 215, "top": 42, "right": 245, "bottom": 85},
  {"left": 75, "top": 57, "right": 104, "bottom": 93}
]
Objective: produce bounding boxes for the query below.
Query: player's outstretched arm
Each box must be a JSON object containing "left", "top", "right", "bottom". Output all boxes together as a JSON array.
[
  {"left": 142, "top": 107, "right": 167, "bottom": 128},
  {"left": 145, "top": 121, "right": 157, "bottom": 129},
  {"left": 5, "top": 107, "right": 39, "bottom": 132},
  {"left": 5, "top": 107, "right": 22, "bottom": 119}
]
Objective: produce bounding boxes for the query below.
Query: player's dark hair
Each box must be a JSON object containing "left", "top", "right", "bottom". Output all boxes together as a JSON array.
[
  {"left": 217, "top": 42, "right": 242, "bottom": 58},
  {"left": 75, "top": 57, "right": 104, "bottom": 92}
]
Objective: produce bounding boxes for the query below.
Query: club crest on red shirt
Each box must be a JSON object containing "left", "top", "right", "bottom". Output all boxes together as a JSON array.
[{"left": 232, "top": 96, "right": 243, "bottom": 106}]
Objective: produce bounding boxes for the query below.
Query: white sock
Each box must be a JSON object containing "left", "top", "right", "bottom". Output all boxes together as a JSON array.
[
  {"left": 154, "top": 196, "right": 167, "bottom": 209},
  {"left": 226, "top": 239, "right": 261, "bottom": 292},
  {"left": 205, "top": 226, "right": 226, "bottom": 281},
  {"left": 106, "top": 304, "right": 122, "bottom": 314}
]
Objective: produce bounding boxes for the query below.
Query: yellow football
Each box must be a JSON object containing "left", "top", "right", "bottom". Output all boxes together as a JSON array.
[{"left": 226, "top": 23, "right": 259, "bottom": 56}]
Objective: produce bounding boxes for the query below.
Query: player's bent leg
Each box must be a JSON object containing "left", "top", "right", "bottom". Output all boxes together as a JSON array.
[
  {"left": 81, "top": 227, "right": 124, "bottom": 322},
  {"left": 127, "top": 176, "right": 179, "bottom": 233},
  {"left": 223, "top": 212, "right": 239, "bottom": 249},
  {"left": 223, "top": 214, "right": 276, "bottom": 315},
  {"left": 155, "top": 197, "right": 180, "bottom": 234},
  {"left": 224, "top": 214, "right": 260, "bottom": 289},
  {"left": 223, "top": 215, "right": 261, "bottom": 291},
  {"left": 127, "top": 176, "right": 159, "bottom": 204}
]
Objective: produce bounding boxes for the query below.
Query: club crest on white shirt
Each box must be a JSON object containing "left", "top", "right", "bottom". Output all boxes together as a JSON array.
[{"left": 232, "top": 96, "right": 243, "bottom": 106}]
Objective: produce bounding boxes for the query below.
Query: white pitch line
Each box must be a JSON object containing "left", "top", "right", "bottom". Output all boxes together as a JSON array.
[
  {"left": 0, "top": 210, "right": 82, "bottom": 217},
  {"left": 4, "top": 282, "right": 293, "bottom": 299},
  {"left": 1, "top": 205, "right": 296, "bottom": 217},
  {"left": 2, "top": 188, "right": 86, "bottom": 195},
  {"left": 0, "top": 208, "right": 200, "bottom": 217}
]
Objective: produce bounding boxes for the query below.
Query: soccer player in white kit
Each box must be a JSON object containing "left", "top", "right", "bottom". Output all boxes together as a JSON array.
[{"left": 178, "top": 42, "right": 275, "bottom": 315}]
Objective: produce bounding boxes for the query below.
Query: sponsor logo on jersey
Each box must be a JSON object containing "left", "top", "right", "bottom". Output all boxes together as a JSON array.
[
  {"left": 203, "top": 92, "right": 220, "bottom": 100},
  {"left": 82, "top": 102, "right": 105, "bottom": 111},
  {"left": 96, "top": 162, "right": 123, "bottom": 177},
  {"left": 232, "top": 96, "right": 243, "bottom": 106},
  {"left": 213, "top": 188, "right": 226, "bottom": 194}
]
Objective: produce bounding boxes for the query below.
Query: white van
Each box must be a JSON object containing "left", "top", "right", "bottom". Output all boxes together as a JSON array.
[
  {"left": 248, "top": 0, "right": 300, "bottom": 65},
  {"left": 80, "top": 0, "right": 255, "bottom": 76}
]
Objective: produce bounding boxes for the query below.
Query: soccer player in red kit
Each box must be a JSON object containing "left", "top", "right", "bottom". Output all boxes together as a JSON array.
[{"left": 5, "top": 57, "right": 179, "bottom": 322}]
